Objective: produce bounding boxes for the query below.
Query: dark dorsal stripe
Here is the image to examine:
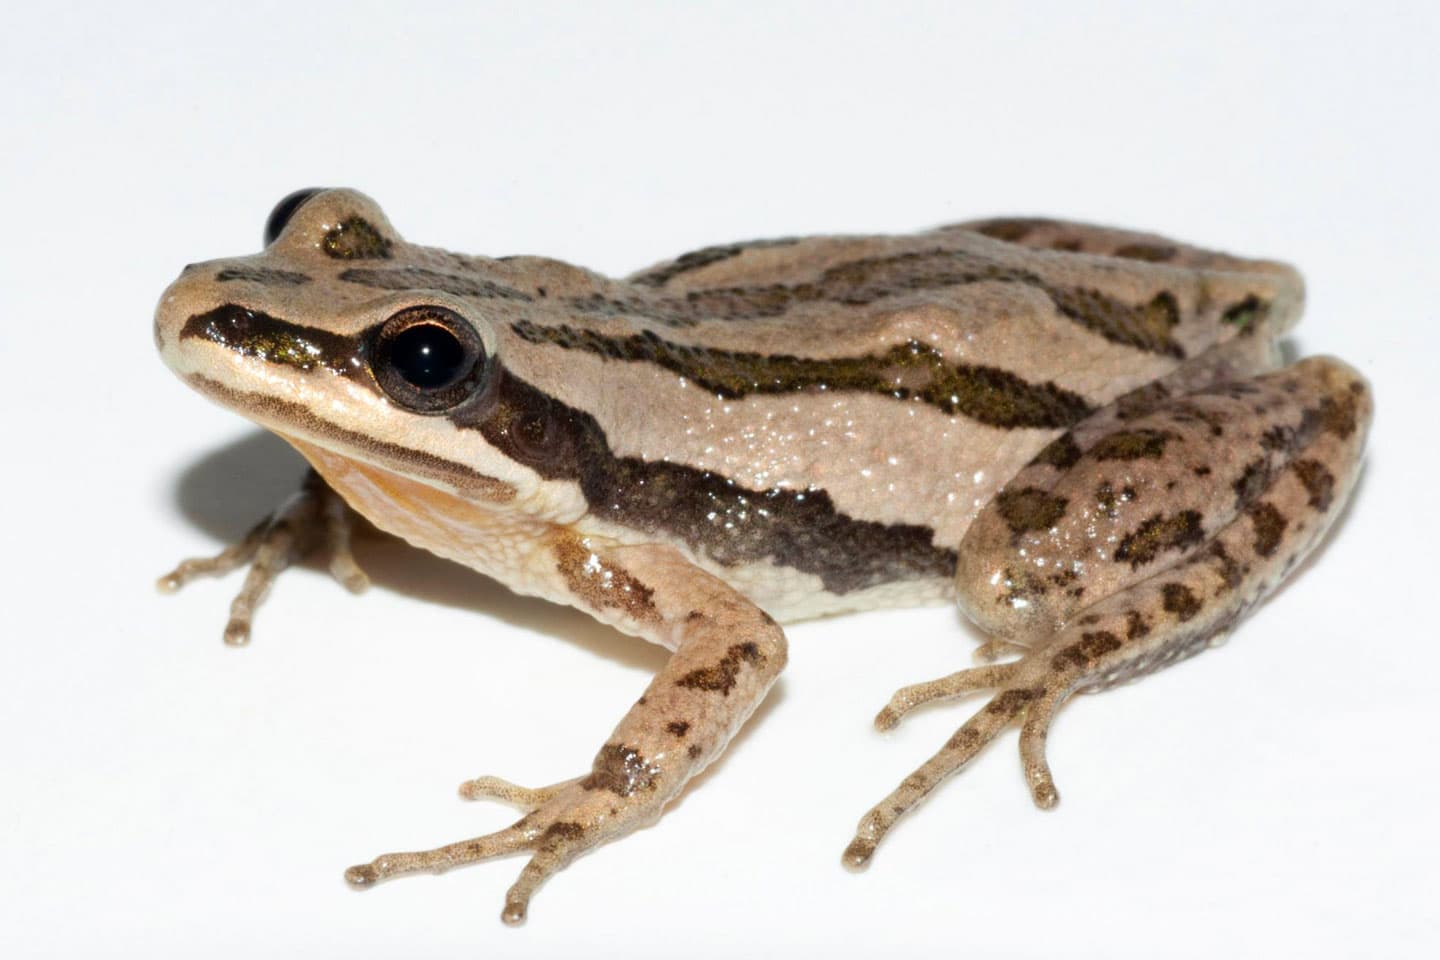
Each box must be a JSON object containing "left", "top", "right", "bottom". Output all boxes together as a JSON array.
[
  {"left": 604, "top": 246, "right": 1189, "bottom": 357},
  {"left": 450, "top": 364, "right": 959, "bottom": 594},
  {"left": 511, "top": 320, "right": 1094, "bottom": 429},
  {"left": 630, "top": 237, "right": 801, "bottom": 288},
  {"left": 339, "top": 267, "right": 534, "bottom": 301},
  {"left": 215, "top": 266, "right": 312, "bottom": 286}
]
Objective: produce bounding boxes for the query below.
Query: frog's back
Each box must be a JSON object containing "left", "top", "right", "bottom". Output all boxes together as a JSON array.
[{"left": 493, "top": 216, "right": 1303, "bottom": 617}]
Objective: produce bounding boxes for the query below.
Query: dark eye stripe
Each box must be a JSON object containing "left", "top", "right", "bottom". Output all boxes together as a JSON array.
[{"left": 180, "top": 305, "right": 363, "bottom": 377}]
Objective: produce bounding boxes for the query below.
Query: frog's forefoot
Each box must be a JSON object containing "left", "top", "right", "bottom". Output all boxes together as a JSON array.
[
  {"left": 344, "top": 771, "right": 661, "bottom": 927},
  {"left": 156, "top": 469, "right": 369, "bottom": 644}
]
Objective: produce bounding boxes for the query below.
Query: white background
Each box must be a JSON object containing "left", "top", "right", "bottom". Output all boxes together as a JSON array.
[{"left": 3, "top": 2, "right": 1437, "bottom": 956}]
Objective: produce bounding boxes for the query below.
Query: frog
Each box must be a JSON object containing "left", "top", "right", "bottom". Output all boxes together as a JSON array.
[{"left": 154, "top": 188, "right": 1371, "bottom": 925}]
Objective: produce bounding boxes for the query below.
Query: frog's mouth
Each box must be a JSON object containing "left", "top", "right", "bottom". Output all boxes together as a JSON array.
[{"left": 182, "top": 372, "right": 517, "bottom": 504}]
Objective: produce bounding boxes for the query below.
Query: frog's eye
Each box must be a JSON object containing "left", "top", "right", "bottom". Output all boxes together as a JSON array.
[
  {"left": 370, "top": 306, "right": 488, "bottom": 413},
  {"left": 264, "top": 187, "right": 325, "bottom": 246}
]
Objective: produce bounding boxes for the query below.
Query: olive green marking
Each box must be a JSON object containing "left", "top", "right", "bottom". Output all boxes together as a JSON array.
[
  {"left": 1247, "top": 502, "right": 1288, "bottom": 558},
  {"left": 180, "top": 305, "right": 355, "bottom": 375},
  {"left": 1090, "top": 428, "right": 1176, "bottom": 461},
  {"left": 340, "top": 266, "right": 534, "bottom": 301},
  {"left": 1221, "top": 294, "right": 1270, "bottom": 331},
  {"left": 1292, "top": 459, "right": 1336, "bottom": 511},
  {"left": 1048, "top": 288, "right": 1184, "bottom": 359},
  {"left": 995, "top": 486, "right": 1069, "bottom": 534},
  {"left": 215, "top": 266, "right": 311, "bottom": 286},
  {"left": 322, "top": 216, "right": 392, "bottom": 260},
  {"left": 967, "top": 217, "right": 1046, "bottom": 242},
  {"left": 631, "top": 237, "right": 800, "bottom": 288},
  {"left": 512, "top": 322, "right": 1094, "bottom": 428},
  {"left": 1034, "top": 433, "right": 1082, "bottom": 469},
  {"left": 1114, "top": 510, "right": 1205, "bottom": 569},
  {"left": 1113, "top": 243, "right": 1179, "bottom": 263},
  {"left": 1161, "top": 582, "right": 1203, "bottom": 622}
]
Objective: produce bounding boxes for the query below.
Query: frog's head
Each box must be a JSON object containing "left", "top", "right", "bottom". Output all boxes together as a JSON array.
[{"left": 154, "top": 188, "right": 589, "bottom": 520}]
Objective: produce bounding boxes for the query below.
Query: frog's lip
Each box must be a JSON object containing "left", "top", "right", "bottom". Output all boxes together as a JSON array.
[{"left": 182, "top": 372, "right": 517, "bottom": 504}]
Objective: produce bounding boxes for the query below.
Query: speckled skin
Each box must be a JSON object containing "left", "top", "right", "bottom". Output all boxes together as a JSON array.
[{"left": 154, "top": 190, "right": 1370, "bottom": 924}]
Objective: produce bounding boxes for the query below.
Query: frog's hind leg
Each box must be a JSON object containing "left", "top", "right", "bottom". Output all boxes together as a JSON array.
[
  {"left": 844, "top": 356, "right": 1371, "bottom": 868},
  {"left": 157, "top": 469, "right": 369, "bottom": 645}
]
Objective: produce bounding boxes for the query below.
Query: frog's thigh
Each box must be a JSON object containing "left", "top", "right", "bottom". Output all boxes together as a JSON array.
[
  {"left": 345, "top": 539, "right": 786, "bottom": 924},
  {"left": 847, "top": 356, "right": 1370, "bottom": 868}
]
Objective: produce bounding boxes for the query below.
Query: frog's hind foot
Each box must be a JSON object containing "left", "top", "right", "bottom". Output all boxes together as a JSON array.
[
  {"left": 845, "top": 658, "right": 1065, "bottom": 870},
  {"left": 156, "top": 469, "right": 369, "bottom": 645}
]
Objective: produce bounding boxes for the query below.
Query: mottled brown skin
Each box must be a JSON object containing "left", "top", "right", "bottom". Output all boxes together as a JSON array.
[
  {"left": 153, "top": 190, "right": 1369, "bottom": 924},
  {"left": 850, "top": 355, "right": 1370, "bottom": 867}
]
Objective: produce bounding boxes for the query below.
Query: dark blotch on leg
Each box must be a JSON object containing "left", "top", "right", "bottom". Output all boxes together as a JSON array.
[
  {"left": 1292, "top": 459, "right": 1336, "bottom": 511},
  {"left": 1090, "top": 428, "right": 1175, "bottom": 462},
  {"left": 580, "top": 744, "right": 661, "bottom": 797},
  {"left": 1247, "top": 502, "right": 1288, "bottom": 558},
  {"left": 1051, "top": 630, "right": 1123, "bottom": 670},
  {"left": 996, "top": 486, "right": 1069, "bottom": 534},
  {"left": 675, "top": 642, "right": 766, "bottom": 695},
  {"left": 1114, "top": 510, "right": 1205, "bottom": 569},
  {"left": 1161, "top": 583, "right": 1203, "bottom": 622},
  {"left": 1232, "top": 458, "right": 1272, "bottom": 509}
]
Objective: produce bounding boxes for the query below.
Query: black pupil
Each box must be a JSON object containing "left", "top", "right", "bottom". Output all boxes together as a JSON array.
[{"left": 388, "top": 323, "right": 468, "bottom": 390}]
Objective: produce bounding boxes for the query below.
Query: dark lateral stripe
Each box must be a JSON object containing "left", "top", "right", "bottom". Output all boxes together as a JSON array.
[
  {"left": 216, "top": 266, "right": 311, "bottom": 286},
  {"left": 339, "top": 267, "right": 534, "bottom": 301},
  {"left": 184, "top": 374, "right": 517, "bottom": 503},
  {"left": 451, "top": 364, "right": 958, "bottom": 594},
  {"left": 630, "top": 237, "right": 800, "bottom": 288},
  {"left": 511, "top": 320, "right": 1093, "bottom": 428},
  {"left": 181, "top": 305, "right": 361, "bottom": 376}
]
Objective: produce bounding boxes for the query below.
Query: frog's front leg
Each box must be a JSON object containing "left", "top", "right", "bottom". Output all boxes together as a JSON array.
[
  {"left": 157, "top": 468, "right": 370, "bottom": 645},
  {"left": 343, "top": 537, "right": 786, "bottom": 925},
  {"left": 846, "top": 356, "right": 1370, "bottom": 867}
]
